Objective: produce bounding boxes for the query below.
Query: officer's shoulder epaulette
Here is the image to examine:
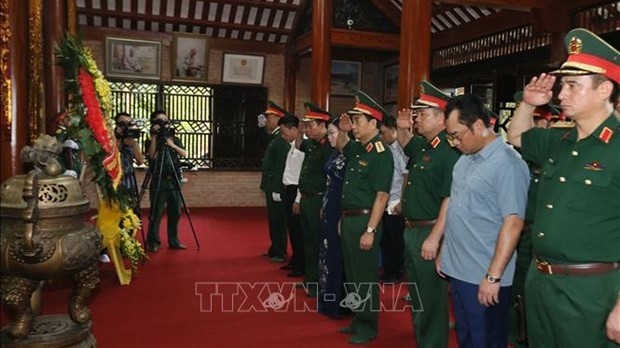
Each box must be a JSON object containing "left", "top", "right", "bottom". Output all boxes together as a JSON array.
[{"left": 374, "top": 141, "right": 385, "bottom": 153}]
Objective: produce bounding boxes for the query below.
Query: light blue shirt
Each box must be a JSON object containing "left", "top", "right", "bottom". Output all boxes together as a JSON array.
[
  {"left": 388, "top": 140, "right": 409, "bottom": 204},
  {"left": 441, "top": 137, "right": 529, "bottom": 287}
]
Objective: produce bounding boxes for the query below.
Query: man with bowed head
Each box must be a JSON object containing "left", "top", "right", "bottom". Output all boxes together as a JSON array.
[{"left": 438, "top": 93, "right": 529, "bottom": 348}]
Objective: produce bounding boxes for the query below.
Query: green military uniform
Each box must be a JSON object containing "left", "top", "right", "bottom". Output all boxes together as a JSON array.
[
  {"left": 147, "top": 136, "right": 185, "bottom": 249},
  {"left": 520, "top": 28, "right": 620, "bottom": 348},
  {"left": 401, "top": 81, "right": 459, "bottom": 348},
  {"left": 298, "top": 103, "right": 332, "bottom": 294},
  {"left": 340, "top": 92, "right": 393, "bottom": 343},
  {"left": 402, "top": 132, "right": 459, "bottom": 348},
  {"left": 260, "top": 120, "right": 291, "bottom": 260}
]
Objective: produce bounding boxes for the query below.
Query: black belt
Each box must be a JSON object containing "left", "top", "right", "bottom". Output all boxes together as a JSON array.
[
  {"left": 534, "top": 259, "right": 620, "bottom": 276},
  {"left": 342, "top": 209, "right": 371, "bottom": 217},
  {"left": 404, "top": 218, "right": 437, "bottom": 229}
]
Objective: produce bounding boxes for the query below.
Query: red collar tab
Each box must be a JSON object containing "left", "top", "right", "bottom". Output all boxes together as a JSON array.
[{"left": 598, "top": 126, "right": 614, "bottom": 144}]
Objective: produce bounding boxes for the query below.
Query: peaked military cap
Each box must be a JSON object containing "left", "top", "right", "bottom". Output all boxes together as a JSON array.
[
  {"left": 348, "top": 91, "right": 385, "bottom": 121},
  {"left": 551, "top": 28, "right": 619, "bottom": 83},
  {"left": 302, "top": 102, "right": 331, "bottom": 122},
  {"left": 264, "top": 100, "right": 287, "bottom": 117},
  {"left": 411, "top": 80, "right": 451, "bottom": 110}
]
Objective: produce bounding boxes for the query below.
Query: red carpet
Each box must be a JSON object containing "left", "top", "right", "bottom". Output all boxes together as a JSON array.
[{"left": 1, "top": 207, "right": 457, "bottom": 347}]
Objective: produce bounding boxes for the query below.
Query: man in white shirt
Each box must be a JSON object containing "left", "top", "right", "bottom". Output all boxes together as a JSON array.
[{"left": 279, "top": 115, "right": 306, "bottom": 277}]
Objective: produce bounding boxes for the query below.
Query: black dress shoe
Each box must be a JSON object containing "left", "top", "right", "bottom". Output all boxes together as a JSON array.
[
  {"left": 146, "top": 245, "right": 160, "bottom": 252},
  {"left": 280, "top": 264, "right": 294, "bottom": 270},
  {"left": 170, "top": 244, "right": 187, "bottom": 250},
  {"left": 286, "top": 271, "right": 305, "bottom": 278}
]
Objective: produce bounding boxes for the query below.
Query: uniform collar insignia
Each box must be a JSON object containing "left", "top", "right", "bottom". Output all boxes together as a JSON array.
[
  {"left": 319, "top": 136, "right": 327, "bottom": 146},
  {"left": 365, "top": 142, "right": 374, "bottom": 153},
  {"left": 584, "top": 161, "right": 606, "bottom": 171},
  {"left": 598, "top": 126, "right": 613, "bottom": 144},
  {"left": 430, "top": 136, "right": 441, "bottom": 148},
  {"left": 375, "top": 141, "right": 385, "bottom": 153}
]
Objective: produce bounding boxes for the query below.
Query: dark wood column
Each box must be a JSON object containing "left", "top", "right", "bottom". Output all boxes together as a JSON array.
[
  {"left": 43, "top": 0, "right": 67, "bottom": 134},
  {"left": 311, "top": 0, "right": 332, "bottom": 110},
  {"left": 1, "top": 0, "right": 29, "bottom": 182},
  {"left": 284, "top": 47, "right": 298, "bottom": 114},
  {"left": 398, "top": 0, "right": 431, "bottom": 109}
]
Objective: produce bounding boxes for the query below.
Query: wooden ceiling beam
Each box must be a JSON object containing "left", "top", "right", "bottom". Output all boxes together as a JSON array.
[
  {"left": 77, "top": 7, "right": 292, "bottom": 35},
  {"left": 434, "top": 0, "right": 545, "bottom": 12},
  {"left": 332, "top": 29, "right": 399, "bottom": 51},
  {"left": 369, "top": 0, "right": 401, "bottom": 27},
  {"left": 295, "top": 29, "right": 400, "bottom": 53},
  {"left": 190, "top": 0, "right": 301, "bottom": 11},
  {"left": 431, "top": 10, "right": 530, "bottom": 49}
]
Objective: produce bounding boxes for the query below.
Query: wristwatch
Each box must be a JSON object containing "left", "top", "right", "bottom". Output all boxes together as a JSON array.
[
  {"left": 485, "top": 273, "right": 501, "bottom": 284},
  {"left": 365, "top": 227, "right": 376, "bottom": 234}
]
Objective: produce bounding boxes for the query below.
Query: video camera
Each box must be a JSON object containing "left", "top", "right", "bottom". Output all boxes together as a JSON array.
[
  {"left": 150, "top": 119, "right": 176, "bottom": 139},
  {"left": 115, "top": 120, "right": 142, "bottom": 139}
]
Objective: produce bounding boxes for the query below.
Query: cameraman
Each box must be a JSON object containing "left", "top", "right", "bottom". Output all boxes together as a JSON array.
[
  {"left": 114, "top": 112, "right": 145, "bottom": 200},
  {"left": 145, "top": 110, "right": 188, "bottom": 252}
]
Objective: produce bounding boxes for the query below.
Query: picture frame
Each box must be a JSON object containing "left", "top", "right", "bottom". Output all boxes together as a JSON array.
[
  {"left": 383, "top": 63, "right": 399, "bottom": 103},
  {"left": 172, "top": 33, "right": 208, "bottom": 82},
  {"left": 221, "top": 53, "right": 265, "bottom": 85},
  {"left": 330, "top": 60, "right": 361, "bottom": 96},
  {"left": 105, "top": 37, "right": 161, "bottom": 80}
]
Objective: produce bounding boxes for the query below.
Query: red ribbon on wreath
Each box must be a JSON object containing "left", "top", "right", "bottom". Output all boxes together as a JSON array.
[{"left": 78, "top": 68, "right": 122, "bottom": 189}]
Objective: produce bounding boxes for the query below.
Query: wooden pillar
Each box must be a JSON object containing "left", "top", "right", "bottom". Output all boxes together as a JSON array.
[
  {"left": 43, "top": 0, "right": 67, "bottom": 134},
  {"left": 398, "top": 0, "right": 431, "bottom": 109},
  {"left": 284, "top": 48, "right": 298, "bottom": 114},
  {"left": 1, "top": 0, "right": 29, "bottom": 182},
  {"left": 311, "top": 0, "right": 332, "bottom": 110}
]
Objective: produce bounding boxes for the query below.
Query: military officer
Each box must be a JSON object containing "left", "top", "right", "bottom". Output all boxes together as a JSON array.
[
  {"left": 336, "top": 91, "right": 393, "bottom": 345},
  {"left": 259, "top": 101, "right": 291, "bottom": 262},
  {"left": 396, "top": 81, "right": 460, "bottom": 348},
  {"left": 296, "top": 102, "right": 332, "bottom": 297},
  {"left": 507, "top": 28, "right": 620, "bottom": 347},
  {"left": 508, "top": 92, "right": 563, "bottom": 347}
]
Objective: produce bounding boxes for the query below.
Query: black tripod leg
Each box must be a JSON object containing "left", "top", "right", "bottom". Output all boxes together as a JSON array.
[
  {"left": 164, "top": 148, "right": 200, "bottom": 250},
  {"left": 130, "top": 172, "right": 147, "bottom": 246}
]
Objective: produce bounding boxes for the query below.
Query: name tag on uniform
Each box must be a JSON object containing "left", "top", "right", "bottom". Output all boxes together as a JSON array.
[{"left": 359, "top": 160, "right": 368, "bottom": 166}]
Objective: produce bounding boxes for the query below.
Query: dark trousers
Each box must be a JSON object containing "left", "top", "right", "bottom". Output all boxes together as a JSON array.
[
  {"left": 147, "top": 188, "right": 182, "bottom": 247},
  {"left": 265, "top": 191, "right": 287, "bottom": 259},
  {"left": 380, "top": 212, "right": 405, "bottom": 279},
  {"left": 300, "top": 195, "right": 322, "bottom": 283},
  {"left": 284, "top": 185, "right": 304, "bottom": 273},
  {"left": 450, "top": 277, "right": 512, "bottom": 348}
]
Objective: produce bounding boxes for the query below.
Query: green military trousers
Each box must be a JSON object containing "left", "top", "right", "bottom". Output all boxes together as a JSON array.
[
  {"left": 403, "top": 225, "right": 449, "bottom": 348},
  {"left": 147, "top": 188, "right": 182, "bottom": 248},
  {"left": 508, "top": 223, "right": 533, "bottom": 348},
  {"left": 300, "top": 195, "right": 322, "bottom": 287},
  {"left": 526, "top": 263, "right": 620, "bottom": 348},
  {"left": 341, "top": 215, "right": 382, "bottom": 340},
  {"left": 265, "top": 192, "right": 287, "bottom": 259}
]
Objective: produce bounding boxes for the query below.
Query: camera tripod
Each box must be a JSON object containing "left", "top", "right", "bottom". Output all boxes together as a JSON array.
[{"left": 137, "top": 141, "right": 200, "bottom": 250}]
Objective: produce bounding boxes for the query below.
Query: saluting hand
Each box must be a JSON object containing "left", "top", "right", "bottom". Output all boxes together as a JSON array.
[
  {"left": 397, "top": 108, "right": 414, "bottom": 130},
  {"left": 523, "top": 73, "right": 556, "bottom": 106},
  {"left": 339, "top": 113, "right": 353, "bottom": 132}
]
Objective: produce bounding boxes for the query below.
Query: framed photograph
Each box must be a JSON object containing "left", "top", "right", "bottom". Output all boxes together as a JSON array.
[
  {"left": 172, "top": 33, "right": 208, "bottom": 81},
  {"left": 384, "top": 63, "right": 399, "bottom": 103},
  {"left": 221, "top": 53, "right": 265, "bottom": 85},
  {"left": 330, "top": 60, "right": 361, "bottom": 96},
  {"left": 105, "top": 37, "right": 161, "bottom": 79}
]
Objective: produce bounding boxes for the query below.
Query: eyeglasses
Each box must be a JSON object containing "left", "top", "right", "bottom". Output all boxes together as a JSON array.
[{"left": 446, "top": 127, "right": 471, "bottom": 145}]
